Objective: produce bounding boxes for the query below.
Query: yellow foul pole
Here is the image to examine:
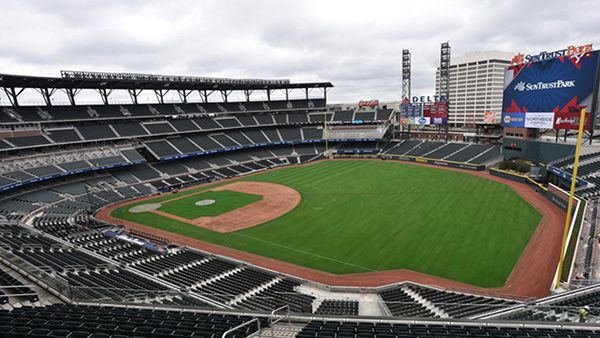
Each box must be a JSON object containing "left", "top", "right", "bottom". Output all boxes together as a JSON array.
[
  {"left": 323, "top": 110, "right": 328, "bottom": 153},
  {"left": 554, "top": 108, "right": 586, "bottom": 289}
]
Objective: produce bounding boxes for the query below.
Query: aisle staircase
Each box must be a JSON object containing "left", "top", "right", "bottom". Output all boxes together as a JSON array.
[{"left": 257, "top": 323, "right": 305, "bottom": 337}]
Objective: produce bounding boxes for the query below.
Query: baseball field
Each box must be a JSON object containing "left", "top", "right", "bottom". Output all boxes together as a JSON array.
[{"left": 109, "top": 160, "right": 542, "bottom": 288}]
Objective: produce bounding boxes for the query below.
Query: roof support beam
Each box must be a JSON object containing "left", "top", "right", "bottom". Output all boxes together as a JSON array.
[
  {"left": 154, "top": 89, "right": 169, "bottom": 104},
  {"left": 266, "top": 89, "right": 271, "bottom": 102},
  {"left": 199, "top": 90, "right": 213, "bottom": 103},
  {"left": 178, "top": 89, "right": 192, "bottom": 104},
  {"left": 3, "top": 87, "right": 24, "bottom": 106},
  {"left": 63, "top": 88, "right": 81, "bottom": 105},
  {"left": 128, "top": 89, "right": 142, "bottom": 104},
  {"left": 36, "top": 88, "right": 58, "bottom": 106},
  {"left": 96, "top": 88, "right": 114, "bottom": 105},
  {"left": 220, "top": 90, "right": 232, "bottom": 103},
  {"left": 243, "top": 89, "right": 253, "bottom": 102}
]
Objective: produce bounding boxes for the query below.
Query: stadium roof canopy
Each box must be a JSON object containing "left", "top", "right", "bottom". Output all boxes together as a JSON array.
[{"left": 0, "top": 70, "right": 333, "bottom": 106}]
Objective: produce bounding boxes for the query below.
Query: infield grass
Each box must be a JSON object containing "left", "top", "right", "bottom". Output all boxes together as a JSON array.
[
  {"left": 158, "top": 190, "right": 262, "bottom": 219},
  {"left": 111, "top": 160, "right": 542, "bottom": 287}
]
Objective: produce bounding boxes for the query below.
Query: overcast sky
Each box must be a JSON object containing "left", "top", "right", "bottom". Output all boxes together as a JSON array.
[{"left": 1, "top": 0, "right": 599, "bottom": 104}]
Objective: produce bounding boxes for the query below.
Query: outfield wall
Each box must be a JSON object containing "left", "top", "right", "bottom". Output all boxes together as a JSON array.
[
  {"left": 380, "top": 154, "right": 486, "bottom": 171},
  {"left": 334, "top": 154, "right": 487, "bottom": 171},
  {"left": 489, "top": 168, "right": 547, "bottom": 192}
]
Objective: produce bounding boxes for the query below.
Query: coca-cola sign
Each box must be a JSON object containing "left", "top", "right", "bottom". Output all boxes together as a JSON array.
[{"left": 358, "top": 99, "right": 379, "bottom": 107}]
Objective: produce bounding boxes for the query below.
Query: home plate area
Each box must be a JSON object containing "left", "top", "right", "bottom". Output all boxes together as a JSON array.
[
  {"left": 128, "top": 203, "right": 162, "bottom": 213},
  {"left": 195, "top": 199, "right": 216, "bottom": 206},
  {"left": 147, "top": 181, "right": 301, "bottom": 233}
]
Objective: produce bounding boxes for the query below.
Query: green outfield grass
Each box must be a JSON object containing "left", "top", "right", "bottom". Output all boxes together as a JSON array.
[
  {"left": 110, "top": 160, "right": 542, "bottom": 287},
  {"left": 158, "top": 190, "right": 262, "bottom": 219}
]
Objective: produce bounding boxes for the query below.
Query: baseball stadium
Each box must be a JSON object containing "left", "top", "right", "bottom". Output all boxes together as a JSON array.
[{"left": 1, "top": 17, "right": 600, "bottom": 338}]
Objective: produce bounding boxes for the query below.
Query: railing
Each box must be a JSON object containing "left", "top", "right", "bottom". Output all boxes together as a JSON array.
[
  {"left": 0, "top": 246, "right": 72, "bottom": 301},
  {"left": 221, "top": 318, "right": 261, "bottom": 338},
  {"left": 266, "top": 305, "right": 291, "bottom": 337}
]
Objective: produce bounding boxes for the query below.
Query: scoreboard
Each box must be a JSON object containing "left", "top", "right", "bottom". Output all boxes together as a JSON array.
[
  {"left": 401, "top": 101, "right": 448, "bottom": 125},
  {"left": 399, "top": 102, "right": 423, "bottom": 117}
]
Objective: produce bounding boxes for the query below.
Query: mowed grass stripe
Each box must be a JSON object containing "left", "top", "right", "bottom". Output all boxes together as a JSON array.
[{"left": 111, "top": 160, "right": 541, "bottom": 287}]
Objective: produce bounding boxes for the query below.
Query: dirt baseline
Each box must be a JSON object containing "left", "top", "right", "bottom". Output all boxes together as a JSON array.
[
  {"left": 148, "top": 181, "right": 301, "bottom": 233},
  {"left": 96, "top": 159, "right": 565, "bottom": 299}
]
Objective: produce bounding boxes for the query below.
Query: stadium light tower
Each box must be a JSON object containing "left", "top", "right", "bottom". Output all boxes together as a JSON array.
[
  {"left": 440, "top": 42, "right": 451, "bottom": 142},
  {"left": 402, "top": 49, "right": 411, "bottom": 100}
]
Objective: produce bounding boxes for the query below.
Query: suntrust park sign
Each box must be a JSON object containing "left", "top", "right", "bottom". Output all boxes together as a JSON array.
[
  {"left": 511, "top": 43, "right": 593, "bottom": 65},
  {"left": 514, "top": 80, "right": 576, "bottom": 91}
]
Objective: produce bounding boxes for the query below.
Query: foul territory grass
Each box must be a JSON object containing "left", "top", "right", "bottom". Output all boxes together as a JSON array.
[
  {"left": 111, "top": 160, "right": 542, "bottom": 287},
  {"left": 158, "top": 190, "right": 262, "bottom": 219}
]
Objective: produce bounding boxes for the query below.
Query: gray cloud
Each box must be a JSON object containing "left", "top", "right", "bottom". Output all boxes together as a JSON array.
[{"left": 0, "top": 0, "right": 598, "bottom": 104}]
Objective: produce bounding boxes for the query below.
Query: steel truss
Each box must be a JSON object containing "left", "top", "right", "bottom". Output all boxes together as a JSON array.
[{"left": 0, "top": 70, "right": 333, "bottom": 106}]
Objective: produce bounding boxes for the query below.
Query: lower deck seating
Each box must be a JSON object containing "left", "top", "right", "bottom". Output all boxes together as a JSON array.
[
  {"left": 380, "top": 284, "right": 517, "bottom": 319},
  {"left": 383, "top": 141, "right": 499, "bottom": 165},
  {"left": 296, "top": 319, "right": 599, "bottom": 338},
  {"left": 0, "top": 304, "right": 266, "bottom": 338},
  {"left": 379, "top": 287, "right": 436, "bottom": 318},
  {"left": 197, "top": 268, "right": 276, "bottom": 303},
  {"left": 0, "top": 226, "right": 210, "bottom": 307},
  {"left": 315, "top": 300, "right": 359, "bottom": 316},
  {"left": 238, "top": 279, "right": 315, "bottom": 313},
  {"left": 0, "top": 267, "right": 38, "bottom": 303},
  {"left": 504, "top": 287, "right": 600, "bottom": 322},
  {"left": 406, "top": 285, "right": 517, "bottom": 318}
]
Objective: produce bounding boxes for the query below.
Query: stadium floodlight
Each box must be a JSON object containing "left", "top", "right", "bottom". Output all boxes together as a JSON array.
[
  {"left": 60, "top": 70, "right": 291, "bottom": 86},
  {"left": 402, "top": 49, "right": 411, "bottom": 100}
]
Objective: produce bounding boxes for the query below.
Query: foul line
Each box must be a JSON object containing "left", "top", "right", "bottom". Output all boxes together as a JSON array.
[{"left": 231, "top": 232, "right": 377, "bottom": 273}]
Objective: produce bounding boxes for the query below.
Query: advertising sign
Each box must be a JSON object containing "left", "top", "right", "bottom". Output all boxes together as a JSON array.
[
  {"left": 483, "top": 111, "right": 497, "bottom": 124},
  {"left": 413, "top": 117, "right": 430, "bottom": 125},
  {"left": 511, "top": 43, "right": 593, "bottom": 65},
  {"left": 411, "top": 95, "right": 446, "bottom": 103},
  {"left": 554, "top": 110, "right": 591, "bottom": 130},
  {"left": 502, "top": 49, "right": 600, "bottom": 130},
  {"left": 430, "top": 117, "right": 447, "bottom": 125},
  {"left": 524, "top": 112, "right": 555, "bottom": 129},
  {"left": 501, "top": 112, "right": 526, "bottom": 127},
  {"left": 358, "top": 99, "right": 379, "bottom": 107}
]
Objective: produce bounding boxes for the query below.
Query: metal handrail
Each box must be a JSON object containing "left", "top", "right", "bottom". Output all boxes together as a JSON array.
[
  {"left": 221, "top": 317, "right": 260, "bottom": 338},
  {"left": 267, "top": 304, "right": 290, "bottom": 338}
]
